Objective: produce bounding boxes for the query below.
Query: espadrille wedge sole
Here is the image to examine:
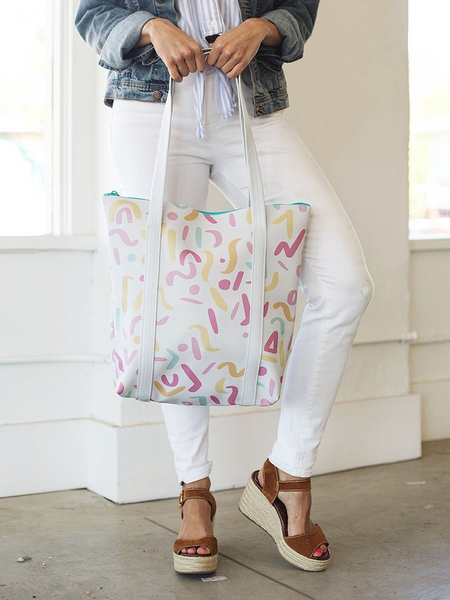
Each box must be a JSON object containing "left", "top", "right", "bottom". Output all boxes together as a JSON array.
[
  {"left": 238, "top": 460, "right": 331, "bottom": 572},
  {"left": 173, "top": 488, "right": 218, "bottom": 575}
]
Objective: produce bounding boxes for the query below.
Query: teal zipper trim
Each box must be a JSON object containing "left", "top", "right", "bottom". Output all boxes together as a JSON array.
[{"left": 104, "top": 190, "right": 311, "bottom": 211}]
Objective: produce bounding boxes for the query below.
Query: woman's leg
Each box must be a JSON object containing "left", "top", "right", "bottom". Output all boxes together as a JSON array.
[
  {"left": 107, "top": 76, "right": 215, "bottom": 553},
  {"left": 208, "top": 78, "right": 374, "bottom": 551}
]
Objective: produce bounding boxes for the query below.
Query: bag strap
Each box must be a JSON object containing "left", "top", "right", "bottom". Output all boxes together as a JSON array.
[{"left": 137, "top": 58, "right": 266, "bottom": 406}]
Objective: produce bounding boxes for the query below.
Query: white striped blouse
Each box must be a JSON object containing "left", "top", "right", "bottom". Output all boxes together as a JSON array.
[{"left": 173, "top": 0, "right": 242, "bottom": 139}]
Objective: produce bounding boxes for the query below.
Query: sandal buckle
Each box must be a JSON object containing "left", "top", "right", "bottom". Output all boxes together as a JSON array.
[{"left": 178, "top": 490, "right": 184, "bottom": 508}]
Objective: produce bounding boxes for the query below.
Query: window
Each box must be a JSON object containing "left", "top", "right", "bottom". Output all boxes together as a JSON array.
[
  {"left": 409, "top": 0, "right": 450, "bottom": 239},
  {"left": 0, "top": 2, "right": 54, "bottom": 237}
]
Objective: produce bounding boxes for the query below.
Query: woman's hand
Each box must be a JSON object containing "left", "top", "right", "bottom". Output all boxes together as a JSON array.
[
  {"left": 139, "top": 18, "right": 206, "bottom": 82},
  {"left": 207, "top": 18, "right": 282, "bottom": 78}
]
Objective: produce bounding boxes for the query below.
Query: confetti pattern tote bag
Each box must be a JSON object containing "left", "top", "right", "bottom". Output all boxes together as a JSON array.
[{"left": 103, "top": 73, "right": 311, "bottom": 407}]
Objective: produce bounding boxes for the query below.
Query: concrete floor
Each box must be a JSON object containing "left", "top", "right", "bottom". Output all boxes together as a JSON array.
[{"left": 1, "top": 440, "right": 449, "bottom": 600}]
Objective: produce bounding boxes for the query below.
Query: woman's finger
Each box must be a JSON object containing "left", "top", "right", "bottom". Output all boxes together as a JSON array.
[
  {"left": 220, "top": 54, "right": 242, "bottom": 75},
  {"left": 225, "top": 61, "right": 245, "bottom": 79}
]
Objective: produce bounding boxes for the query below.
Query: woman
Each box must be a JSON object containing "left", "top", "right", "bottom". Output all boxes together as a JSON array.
[{"left": 75, "top": 0, "right": 375, "bottom": 575}]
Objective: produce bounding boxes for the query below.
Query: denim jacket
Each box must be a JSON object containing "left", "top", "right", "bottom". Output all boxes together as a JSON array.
[{"left": 74, "top": 0, "right": 320, "bottom": 117}]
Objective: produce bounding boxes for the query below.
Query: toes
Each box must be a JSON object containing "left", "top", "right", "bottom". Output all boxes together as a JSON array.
[
  {"left": 181, "top": 546, "right": 211, "bottom": 555},
  {"left": 313, "top": 544, "right": 329, "bottom": 558},
  {"left": 181, "top": 546, "right": 211, "bottom": 554}
]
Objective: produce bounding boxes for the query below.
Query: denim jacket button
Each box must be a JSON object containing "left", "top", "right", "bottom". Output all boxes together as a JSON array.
[{"left": 152, "top": 90, "right": 162, "bottom": 100}]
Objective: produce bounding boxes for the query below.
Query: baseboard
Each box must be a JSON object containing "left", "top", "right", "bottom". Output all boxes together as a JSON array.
[
  {"left": 85, "top": 393, "right": 422, "bottom": 504},
  {"left": 0, "top": 419, "right": 87, "bottom": 498}
]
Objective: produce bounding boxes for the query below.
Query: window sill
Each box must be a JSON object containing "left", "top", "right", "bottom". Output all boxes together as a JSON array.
[
  {"left": 409, "top": 236, "right": 450, "bottom": 252},
  {"left": 0, "top": 235, "right": 98, "bottom": 253}
]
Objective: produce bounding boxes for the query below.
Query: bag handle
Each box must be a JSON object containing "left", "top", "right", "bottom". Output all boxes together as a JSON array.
[{"left": 137, "top": 58, "right": 266, "bottom": 406}]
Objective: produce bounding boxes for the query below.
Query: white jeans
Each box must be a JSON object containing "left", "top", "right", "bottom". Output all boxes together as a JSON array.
[{"left": 108, "top": 68, "right": 375, "bottom": 486}]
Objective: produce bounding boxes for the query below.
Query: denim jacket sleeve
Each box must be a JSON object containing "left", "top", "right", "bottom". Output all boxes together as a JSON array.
[
  {"left": 74, "top": 0, "right": 158, "bottom": 71},
  {"left": 258, "top": 0, "right": 320, "bottom": 65}
]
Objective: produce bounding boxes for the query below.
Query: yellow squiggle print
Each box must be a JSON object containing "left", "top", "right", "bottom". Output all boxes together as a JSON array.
[
  {"left": 210, "top": 287, "right": 228, "bottom": 311},
  {"left": 202, "top": 251, "right": 213, "bottom": 282},
  {"left": 265, "top": 271, "right": 279, "bottom": 292},
  {"left": 262, "top": 354, "right": 277, "bottom": 363},
  {"left": 222, "top": 238, "right": 241, "bottom": 274},
  {"left": 159, "top": 285, "right": 174, "bottom": 310},
  {"left": 273, "top": 301, "right": 296, "bottom": 322},
  {"left": 154, "top": 382, "right": 185, "bottom": 396},
  {"left": 141, "top": 229, "right": 146, "bottom": 241},
  {"left": 188, "top": 324, "right": 220, "bottom": 351},
  {"left": 246, "top": 207, "right": 252, "bottom": 224},
  {"left": 185, "top": 209, "right": 200, "bottom": 221},
  {"left": 168, "top": 229, "right": 176, "bottom": 261},
  {"left": 273, "top": 210, "right": 293, "bottom": 239},
  {"left": 217, "top": 362, "right": 245, "bottom": 377},
  {"left": 122, "top": 276, "right": 133, "bottom": 313},
  {"left": 215, "top": 378, "right": 226, "bottom": 393},
  {"left": 109, "top": 200, "right": 141, "bottom": 222},
  {"left": 134, "top": 290, "right": 143, "bottom": 310}
]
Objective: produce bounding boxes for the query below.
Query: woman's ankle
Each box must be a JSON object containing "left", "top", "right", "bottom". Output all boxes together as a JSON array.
[{"left": 182, "top": 476, "right": 211, "bottom": 490}]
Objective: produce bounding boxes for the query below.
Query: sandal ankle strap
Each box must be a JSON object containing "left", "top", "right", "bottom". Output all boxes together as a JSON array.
[
  {"left": 260, "top": 458, "right": 311, "bottom": 504},
  {"left": 178, "top": 488, "right": 216, "bottom": 520}
]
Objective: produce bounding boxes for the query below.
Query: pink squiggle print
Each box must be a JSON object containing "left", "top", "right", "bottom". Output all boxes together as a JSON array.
[
  {"left": 117, "top": 382, "right": 125, "bottom": 394},
  {"left": 247, "top": 241, "right": 253, "bottom": 255},
  {"left": 124, "top": 349, "right": 137, "bottom": 365},
  {"left": 161, "top": 373, "right": 179, "bottom": 387},
  {"left": 205, "top": 230, "right": 223, "bottom": 247},
  {"left": 112, "top": 350, "right": 124, "bottom": 373},
  {"left": 263, "top": 301, "right": 269, "bottom": 317},
  {"left": 229, "top": 213, "right": 236, "bottom": 227},
  {"left": 240, "top": 293, "right": 250, "bottom": 326},
  {"left": 166, "top": 261, "right": 196, "bottom": 286},
  {"left": 180, "top": 249, "right": 202, "bottom": 266},
  {"left": 180, "top": 298, "right": 203, "bottom": 304},
  {"left": 208, "top": 308, "right": 218, "bottom": 334},
  {"left": 233, "top": 271, "right": 244, "bottom": 291},
  {"left": 157, "top": 315, "right": 169, "bottom": 325},
  {"left": 203, "top": 362, "right": 216, "bottom": 374},
  {"left": 130, "top": 315, "right": 141, "bottom": 335},
  {"left": 191, "top": 336, "right": 202, "bottom": 360},
  {"left": 202, "top": 214, "right": 218, "bottom": 224},
  {"left": 269, "top": 379, "right": 275, "bottom": 397},
  {"left": 210, "top": 395, "right": 221, "bottom": 404},
  {"left": 109, "top": 229, "right": 139, "bottom": 247},
  {"left": 278, "top": 260, "right": 289, "bottom": 271},
  {"left": 231, "top": 301, "right": 240, "bottom": 320},
  {"left": 227, "top": 386, "right": 238, "bottom": 405},
  {"left": 260, "top": 398, "right": 272, "bottom": 406},
  {"left": 114, "top": 248, "right": 120, "bottom": 266},
  {"left": 182, "top": 225, "right": 189, "bottom": 241},
  {"left": 116, "top": 206, "right": 133, "bottom": 224},
  {"left": 274, "top": 229, "right": 306, "bottom": 258},
  {"left": 181, "top": 364, "right": 202, "bottom": 392}
]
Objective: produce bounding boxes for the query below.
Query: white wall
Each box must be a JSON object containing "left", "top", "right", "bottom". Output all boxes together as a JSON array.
[{"left": 2, "top": 0, "right": 437, "bottom": 502}]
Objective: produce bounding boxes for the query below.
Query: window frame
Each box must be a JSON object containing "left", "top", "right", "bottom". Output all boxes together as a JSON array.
[{"left": 0, "top": 0, "right": 97, "bottom": 252}]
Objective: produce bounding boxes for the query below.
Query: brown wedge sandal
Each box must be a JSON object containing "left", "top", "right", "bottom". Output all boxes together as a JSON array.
[
  {"left": 173, "top": 488, "right": 218, "bottom": 575},
  {"left": 238, "top": 458, "right": 331, "bottom": 571}
]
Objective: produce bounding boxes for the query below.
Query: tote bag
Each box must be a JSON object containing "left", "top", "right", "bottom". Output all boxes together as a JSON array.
[{"left": 103, "top": 73, "right": 311, "bottom": 407}]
